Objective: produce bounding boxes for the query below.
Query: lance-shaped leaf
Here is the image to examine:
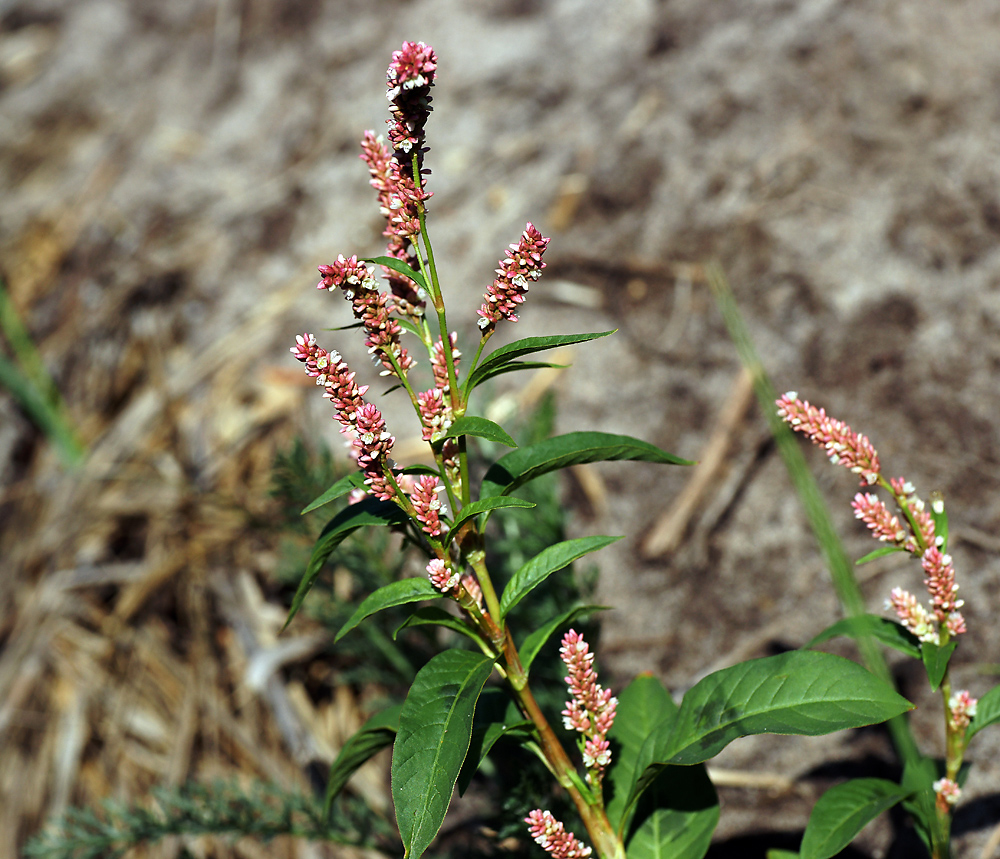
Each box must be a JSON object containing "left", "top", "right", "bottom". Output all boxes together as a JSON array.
[
  {"left": 301, "top": 471, "right": 368, "bottom": 515},
  {"left": 363, "top": 255, "right": 427, "bottom": 291},
  {"left": 623, "top": 652, "right": 912, "bottom": 818},
  {"left": 499, "top": 535, "right": 622, "bottom": 619},
  {"left": 605, "top": 673, "right": 678, "bottom": 833},
  {"left": 393, "top": 606, "right": 490, "bottom": 652},
  {"left": 804, "top": 614, "right": 921, "bottom": 659},
  {"left": 335, "top": 577, "right": 441, "bottom": 642},
  {"left": 624, "top": 765, "right": 719, "bottom": 859},
  {"left": 457, "top": 692, "right": 533, "bottom": 796},
  {"left": 444, "top": 496, "right": 536, "bottom": 545},
  {"left": 967, "top": 682, "right": 1000, "bottom": 741},
  {"left": 855, "top": 545, "right": 908, "bottom": 565},
  {"left": 323, "top": 704, "right": 401, "bottom": 817},
  {"left": 518, "top": 604, "right": 611, "bottom": 675},
  {"left": 444, "top": 415, "right": 517, "bottom": 448},
  {"left": 921, "top": 640, "right": 956, "bottom": 692},
  {"left": 285, "top": 497, "right": 409, "bottom": 629},
  {"left": 464, "top": 331, "right": 615, "bottom": 392},
  {"left": 470, "top": 360, "right": 566, "bottom": 387},
  {"left": 392, "top": 650, "right": 495, "bottom": 859},
  {"left": 661, "top": 652, "right": 913, "bottom": 765},
  {"left": 480, "top": 432, "right": 692, "bottom": 501},
  {"left": 799, "top": 778, "right": 910, "bottom": 859},
  {"left": 900, "top": 757, "right": 938, "bottom": 855}
]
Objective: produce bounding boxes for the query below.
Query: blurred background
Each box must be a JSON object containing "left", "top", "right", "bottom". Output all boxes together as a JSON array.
[{"left": 2, "top": 0, "right": 1000, "bottom": 856}]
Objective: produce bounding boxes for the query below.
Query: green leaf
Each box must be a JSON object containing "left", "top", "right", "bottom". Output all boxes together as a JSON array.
[
  {"left": 606, "top": 674, "right": 678, "bottom": 833},
  {"left": 499, "top": 535, "right": 622, "bottom": 619},
  {"left": 444, "top": 496, "right": 536, "bottom": 544},
  {"left": 392, "top": 650, "right": 495, "bottom": 859},
  {"left": 284, "top": 497, "right": 409, "bottom": 629},
  {"left": 900, "top": 758, "right": 938, "bottom": 854},
  {"left": 335, "top": 577, "right": 441, "bottom": 642},
  {"left": 364, "top": 255, "right": 427, "bottom": 291},
  {"left": 402, "top": 464, "right": 443, "bottom": 477},
  {"left": 855, "top": 545, "right": 908, "bottom": 565},
  {"left": 395, "top": 317, "right": 426, "bottom": 339},
  {"left": 480, "top": 432, "right": 692, "bottom": 501},
  {"left": 445, "top": 415, "right": 517, "bottom": 448},
  {"left": 470, "top": 360, "right": 566, "bottom": 387},
  {"left": 457, "top": 693, "right": 533, "bottom": 796},
  {"left": 623, "top": 652, "right": 913, "bottom": 818},
  {"left": 465, "top": 331, "right": 615, "bottom": 391},
  {"left": 799, "top": 778, "right": 910, "bottom": 859},
  {"left": 518, "top": 604, "right": 611, "bottom": 676},
  {"left": 767, "top": 851, "right": 800, "bottom": 859},
  {"left": 322, "top": 705, "right": 401, "bottom": 818},
  {"left": 301, "top": 471, "right": 368, "bottom": 515},
  {"left": 662, "top": 652, "right": 913, "bottom": 766},
  {"left": 624, "top": 765, "right": 718, "bottom": 859},
  {"left": 804, "top": 614, "right": 921, "bottom": 659},
  {"left": 393, "top": 606, "right": 490, "bottom": 651},
  {"left": 921, "top": 640, "right": 957, "bottom": 691},
  {"left": 967, "top": 682, "right": 1000, "bottom": 740}
]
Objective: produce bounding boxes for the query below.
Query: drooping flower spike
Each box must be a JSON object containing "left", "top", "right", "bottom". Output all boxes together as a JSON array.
[
  {"left": 291, "top": 334, "right": 399, "bottom": 502},
  {"left": 775, "top": 392, "right": 880, "bottom": 486},
  {"left": 316, "top": 255, "right": 413, "bottom": 377},
  {"left": 524, "top": 810, "right": 592, "bottom": 859}
]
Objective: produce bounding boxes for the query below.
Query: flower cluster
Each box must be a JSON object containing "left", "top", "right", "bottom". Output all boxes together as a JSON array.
[
  {"left": 386, "top": 40, "right": 437, "bottom": 160},
  {"left": 524, "top": 810, "right": 592, "bottom": 859},
  {"left": 291, "top": 334, "right": 397, "bottom": 500},
  {"left": 409, "top": 474, "right": 445, "bottom": 536},
  {"left": 778, "top": 394, "right": 968, "bottom": 646},
  {"left": 316, "top": 255, "right": 414, "bottom": 377},
  {"left": 560, "top": 630, "right": 617, "bottom": 777},
  {"left": 360, "top": 131, "right": 425, "bottom": 316},
  {"left": 477, "top": 223, "right": 551, "bottom": 330},
  {"left": 948, "top": 689, "right": 977, "bottom": 730},
  {"left": 933, "top": 777, "right": 961, "bottom": 813},
  {"left": 426, "top": 558, "right": 459, "bottom": 593},
  {"left": 776, "top": 392, "right": 880, "bottom": 485}
]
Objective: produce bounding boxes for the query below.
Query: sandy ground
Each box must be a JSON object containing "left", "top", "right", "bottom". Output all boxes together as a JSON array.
[{"left": 2, "top": 0, "right": 1000, "bottom": 856}]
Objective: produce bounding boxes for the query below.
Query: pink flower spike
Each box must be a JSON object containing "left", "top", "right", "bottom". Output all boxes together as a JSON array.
[
  {"left": 386, "top": 41, "right": 437, "bottom": 166},
  {"left": 409, "top": 474, "right": 446, "bottom": 536},
  {"left": 948, "top": 690, "right": 977, "bottom": 730},
  {"left": 524, "top": 810, "right": 592, "bottom": 859},
  {"left": 921, "top": 547, "right": 964, "bottom": 625},
  {"left": 427, "top": 558, "right": 460, "bottom": 594},
  {"left": 477, "top": 223, "right": 551, "bottom": 330},
  {"left": 852, "top": 493, "right": 907, "bottom": 545},
  {"left": 933, "top": 778, "right": 961, "bottom": 813},
  {"left": 775, "top": 393, "right": 880, "bottom": 485},
  {"left": 886, "top": 587, "right": 939, "bottom": 644},
  {"left": 432, "top": 332, "right": 460, "bottom": 391},
  {"left": 559, "top": 630, "right": 617, "bottom": 778}
]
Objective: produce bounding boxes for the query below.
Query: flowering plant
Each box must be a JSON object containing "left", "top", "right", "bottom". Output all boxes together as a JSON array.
[
  {"left": 288, "top": 41, "right": 932, "bottom": 859},
  {"left": 777, "top": 394, "right": 1000, "bottom": 859}
]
